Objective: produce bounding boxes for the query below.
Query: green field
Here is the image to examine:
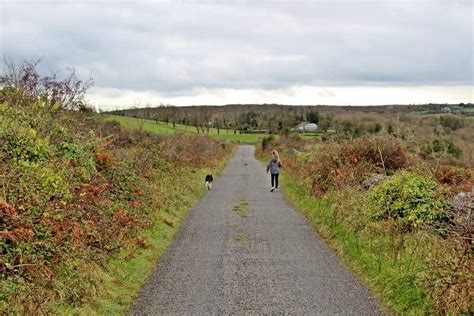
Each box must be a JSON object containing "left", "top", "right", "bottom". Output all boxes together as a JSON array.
[
  {"left": 298, "top": 130, "right": 336, "bottom": 140},
  {"left": 100, "top": 114, "right": 269, "bottom": 143}
]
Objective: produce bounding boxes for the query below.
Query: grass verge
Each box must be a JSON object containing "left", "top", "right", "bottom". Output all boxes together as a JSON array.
[{"left": 279, "top": 174, "right": 432, "bottom": 314}]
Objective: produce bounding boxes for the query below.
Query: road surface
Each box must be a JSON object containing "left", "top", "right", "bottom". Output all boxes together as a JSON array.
[{"left": 129, "top": 145, "right": 381, "bottom": 315}]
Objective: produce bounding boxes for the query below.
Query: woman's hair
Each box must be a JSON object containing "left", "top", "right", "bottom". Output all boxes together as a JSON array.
[{"left": 272, "top": 150, "right": 280, "bottom": 162}]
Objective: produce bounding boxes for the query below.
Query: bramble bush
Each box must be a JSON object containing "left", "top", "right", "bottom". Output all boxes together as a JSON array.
[{"left": 305, "top": 136, "right": 410, "bottom": 195}]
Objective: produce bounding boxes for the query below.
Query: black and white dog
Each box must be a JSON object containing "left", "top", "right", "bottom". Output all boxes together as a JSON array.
[{"left": 205, "top": 174, "right": 213, "bottom": 190}]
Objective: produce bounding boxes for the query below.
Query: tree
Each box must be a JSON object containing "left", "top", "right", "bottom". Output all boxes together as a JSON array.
[
  {"left": 307, "top": 110, "right": 319, "bottom": 124},
  {"left": 223, "top": 117, "right": 229, "bottom": 134},
  {"left": 131, "top": 102, "right": 146, "bottom": 131},
  {"left": 277, "top": 120, "right": 284, "bottom": 133},
  {"left": 318, "top": 114, "right": 333, "bottom": 132},
  {"left": 0, "top": 58, "right": 93, "bottom": 111},
  {"left": 194, "top": 117, "right": 200, "bottom": 133},
  {"left": 170, "top": 106, "right": 177, "bottom": 128}
]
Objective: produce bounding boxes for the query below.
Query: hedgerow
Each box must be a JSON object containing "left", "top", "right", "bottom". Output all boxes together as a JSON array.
[
  {"left": 257, "top": 133, "right": 473, "bottom": 313},
  {"left": 0, "top": 89, "right": 228, "bottom": 313},
  {"left": 304, "top": 136, "right": 410, "bottom": 195}
]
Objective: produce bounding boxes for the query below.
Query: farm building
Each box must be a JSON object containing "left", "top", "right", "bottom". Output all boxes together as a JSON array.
[{"left": 292, "top": 122, "right": 318, "bottom": 132}]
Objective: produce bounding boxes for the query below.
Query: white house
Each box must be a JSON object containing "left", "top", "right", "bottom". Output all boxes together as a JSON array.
[{"left": 292, "top": 122, "right": 318, "bottom": 132}]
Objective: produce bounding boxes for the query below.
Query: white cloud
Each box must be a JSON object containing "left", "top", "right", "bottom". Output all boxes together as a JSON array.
[
  {"left": 88, "top": 85, "right": 473, "bottom": 110},
  {"left": 1, "top": 0, "right": 472, "bottom": 109}
]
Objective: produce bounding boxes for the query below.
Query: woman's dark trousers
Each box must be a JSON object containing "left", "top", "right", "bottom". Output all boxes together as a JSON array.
[{"left": 271, "top": 173, "right": 279, "bottom": 189}]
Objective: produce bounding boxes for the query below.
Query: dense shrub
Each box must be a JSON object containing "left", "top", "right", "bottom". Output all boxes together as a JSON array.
[
  {"left": 440, "top": 115, "right": 464, "bottom": 131},
  {"left": 335, "top": 120, "right": 364, "bottom": 139},
  {"left": 261, "top": 135, "right": 275, "bottom": 151},
  {"left": 369, "top": 171, "right": 446, "bottom": 230},
  {"left": 423, "top": 139, "right": 463, "bottom": 158},
  {"left": 0, "top": 98, "right": 228, "bottom": 313},
  {"left": 257, "top": 114, "right": 473, "bottom": 314},
  {"left": 306, "top": 136, "right": 410, "bottom": 195}
]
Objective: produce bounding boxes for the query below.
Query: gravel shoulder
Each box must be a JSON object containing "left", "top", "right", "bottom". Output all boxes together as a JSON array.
[{"left": 129, "top": 145, "right": 382, "bottom": 315}]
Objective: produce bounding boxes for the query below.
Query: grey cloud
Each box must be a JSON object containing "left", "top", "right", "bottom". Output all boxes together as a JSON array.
[{"left": 1, "top": 0, "right": 472, "bottom": 96}]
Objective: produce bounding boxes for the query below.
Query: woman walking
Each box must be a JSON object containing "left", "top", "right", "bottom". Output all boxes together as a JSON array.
[{"left": 266, "top": 150, "right": 282, "bottom": 192}]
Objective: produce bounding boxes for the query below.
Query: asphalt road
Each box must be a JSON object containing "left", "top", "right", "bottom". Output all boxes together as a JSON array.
[{"left": 129, "top": 145, "right": 382, "bottom": 315}]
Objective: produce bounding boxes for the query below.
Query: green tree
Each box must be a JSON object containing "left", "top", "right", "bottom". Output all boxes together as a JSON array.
[
  {"left": 307, "top": 110, "right": 319, "bottom": 124},
  {"left": 318, "top": 114, "right": 333, "bottom": 132}
]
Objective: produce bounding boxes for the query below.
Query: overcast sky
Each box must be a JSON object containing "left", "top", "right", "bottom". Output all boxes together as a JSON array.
[{"left": 1, "top": 0, "right": 473, "bottom": 109}]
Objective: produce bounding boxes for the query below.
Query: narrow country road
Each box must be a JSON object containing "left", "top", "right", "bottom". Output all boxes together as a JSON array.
[{"left": 129, "top": 145, "right": 382, "bottom": 315}]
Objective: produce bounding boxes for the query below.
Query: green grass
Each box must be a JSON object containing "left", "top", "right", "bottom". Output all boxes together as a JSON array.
[
  {"left": 99, "top": 114, "right": 269, "bottom": 143},
  {"left": 232, "top": 199, "right": 249, "bottom": 217},
  {"left": 60, "top": 154, "right": 232, "bottom": 315},
  {"left": 232, "top": 235, "right": 248, "bottom": 243},
  {"left": 279, "top": 175, "right": 432, "bottom": 314},
  {"left": 297, "top": 130, "right": 336, "bottom": 140},
  {"left": 100, "top": 114, "right": 195, "bottom": 135},
  {"left": 298, "top": 132, "right": 320, "bottom": 140}
]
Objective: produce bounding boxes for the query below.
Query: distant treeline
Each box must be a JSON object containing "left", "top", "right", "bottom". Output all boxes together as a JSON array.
[{"left": 105, "top": 103, "right": 473, "bottom": 134}]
